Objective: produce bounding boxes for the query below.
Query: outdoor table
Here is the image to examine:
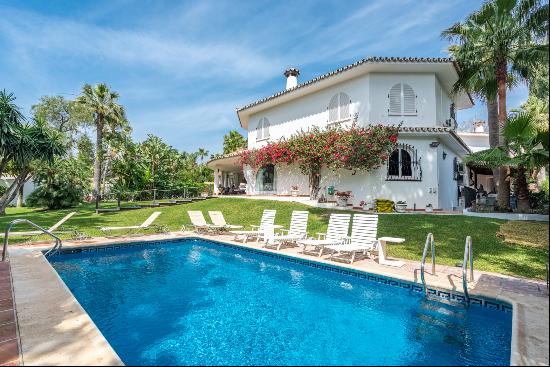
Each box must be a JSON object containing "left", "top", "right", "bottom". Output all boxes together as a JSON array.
[{"left": 377, "top": 237, "right": 406, "bottom": 267}]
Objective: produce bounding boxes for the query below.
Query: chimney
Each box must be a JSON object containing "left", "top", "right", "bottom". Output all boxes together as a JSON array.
[{"left": 284, "top": 68, "right": 300, "bottom": 90}]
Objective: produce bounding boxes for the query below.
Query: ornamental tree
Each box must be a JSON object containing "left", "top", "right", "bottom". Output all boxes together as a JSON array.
[{"left": 240, "top": 124, "right": 399, "bottom": 199}]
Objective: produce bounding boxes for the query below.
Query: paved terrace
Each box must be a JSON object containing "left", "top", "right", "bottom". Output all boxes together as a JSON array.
[{"left": 3, "top": 231, "right": 549, "bottom": 366}]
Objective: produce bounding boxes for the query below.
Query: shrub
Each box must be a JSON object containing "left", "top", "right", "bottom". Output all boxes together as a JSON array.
[{"left": 26, "top": 158, "right": 89, "bottom": 209}]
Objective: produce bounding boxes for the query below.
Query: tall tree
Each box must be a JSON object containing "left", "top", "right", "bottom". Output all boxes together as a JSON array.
[
  {"left": 196, "top": 148, "right": 209, "bottom": 164},
  {"left": 223, "top": 130, "right": 247, "bottom": 154},
  {"left": 76, "top": 83, "right": 126, "bottom": 200},
  {"left": 443, "top": 0, "right": 549, "bottom": 208},
  {"left": 0, "top": 116, "right": 66, "bottom": 214},
  {"left": 465, "top": 112, "right": 548, "bottom": 210}
]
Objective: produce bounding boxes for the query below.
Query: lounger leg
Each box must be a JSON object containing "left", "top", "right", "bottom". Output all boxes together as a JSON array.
[
  {"left": 351, "top": 252, "right": 356, "bottom": 264},
  {"left": 318, "top": 247, "right": 323, "bottom": 257}
]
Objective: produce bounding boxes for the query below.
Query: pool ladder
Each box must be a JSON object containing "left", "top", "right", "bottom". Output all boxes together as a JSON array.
[
  {"left": 420, "top": 233, "right": 474, "bottom": 303},
  {"left": 420, "top": 233, "right": 436, "bottom": 296},
  {"left": 2, "top": 219, "right": 63, "bottom": 261}
]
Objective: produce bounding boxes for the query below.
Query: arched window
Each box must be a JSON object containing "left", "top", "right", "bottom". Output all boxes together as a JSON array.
[
  {"left": 388, "top": 83, "right": 417, "bottom": 116},
  {"left": 256, "top": 164, "right": 276, "bottom": 192},
  {"left": 386, "top": 143, "right": 422, "bottom": 181},
  {"left": 328, "top": 92, "right": 351, "bottom": 123},
  {"left": 256, "top": 117, "right": 270, "bottom": 141}
]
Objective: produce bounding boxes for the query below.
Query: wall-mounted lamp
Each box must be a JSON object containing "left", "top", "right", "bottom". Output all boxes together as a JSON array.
[
  {"left": 429, "top": 141, "right": 440, "bottom": 148},
  {"left": 442, "top": 151, "right": 447, "bottom": 160}
]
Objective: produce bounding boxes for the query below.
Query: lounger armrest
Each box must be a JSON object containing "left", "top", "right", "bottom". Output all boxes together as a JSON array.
[
  {"left": 378, "top": 237, "right": 405, "bottom": 243},
  {"left": 250, "top": 224, "right": 260, "bottom": 230},
  {"left": 316, "top": 233, "right": 326, "bottom": 240},
  {"left": 279, "top": 228, "right": 290, "bottom": 234},
  {"left": 342, "top": 236, "right": 351, "bottom": 244}
]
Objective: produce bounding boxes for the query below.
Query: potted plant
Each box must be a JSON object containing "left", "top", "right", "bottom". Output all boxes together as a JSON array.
[
  {"left": 290, "top": 185, "right": 299, "bottom": 197},
  {"left": 425, "top": 203, "right": 433, "bottom": 213},
  {"left": 359, "top": 200, "right": 366, "bottom": 210},
  {"left": 335, "top": 191, "right": 352, "bottom": 207},
  {"left": 395, "top": 200, "right": 407, "bottom": 213}
]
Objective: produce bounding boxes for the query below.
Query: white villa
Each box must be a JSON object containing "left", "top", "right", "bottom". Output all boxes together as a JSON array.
[{"left": 208, "top": 56, "right": 487, "bottom": 211}]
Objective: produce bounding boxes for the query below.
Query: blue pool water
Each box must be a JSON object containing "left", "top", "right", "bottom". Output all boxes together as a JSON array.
[{"left": 48, "top": 239, "right": 512, "bottom": 366}]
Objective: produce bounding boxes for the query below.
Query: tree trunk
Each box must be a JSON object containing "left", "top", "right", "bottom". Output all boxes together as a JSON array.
[
  {"left": 93, "top": 115, "right": 104, "bottom": 200},
  {"left": 309, "top": 165, "right": 321, "bottom": 200},
  {"left": 496, "top": 59, "right": 510, "bottom": 209},
  {"left": 16, "top": 184, "right": 24, "bottom": 207},
  {"left": 487, "top": 99, "right": 500, "bottom": 193},
  {"left": 515, "top": 165, "right": 530, "bottom": 211},
  {"left": 0, "top": 169, "right": 29, "bottom": 215}
]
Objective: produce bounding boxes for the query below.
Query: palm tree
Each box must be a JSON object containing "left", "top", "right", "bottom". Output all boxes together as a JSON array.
[
  {"left": 197, "top": 148, "right": 209, "bottom": 165},
  {"left": 465, "top": 112, "right": 548, "bottom": 210},
  {"left": 442, "top": 0, "right": 549, "bottom": 208},
  {"left": 76, "top": 83, "right": 126, "bottom": 200},
  {"left": 0, "top": 90, "right": 26, "bottom": 177},
  {"left": 0, "top": 116, "right": 66, "bottom": 214}
]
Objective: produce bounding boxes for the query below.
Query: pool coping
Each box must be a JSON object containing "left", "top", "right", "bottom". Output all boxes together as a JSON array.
[
  {"left": 9, "top": 232, "right": 549, "bottom": 366},
  {"left": 8, "top": 248, "right": 124, "bottom": 366}
]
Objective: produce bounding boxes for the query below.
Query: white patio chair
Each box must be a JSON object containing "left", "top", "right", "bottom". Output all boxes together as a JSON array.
[
  {"left": 297, "top": 213, "right": 351, "bottom": 256},
  {"left": 185, "top": 211, "right": 224, "bottom": 233},
  {"left": 208, "top": 211, "right": 243, "bottom": 230},
  {"left": 327, "top": 214, "right": 379, "bottom": 264},
  {"left": 100, "top": 211, "right": 162, "bottom": 235},
  {"left": 1, "top": 212, "right": 77, "bottom": 238},
  {"left": 265, "top": 210, "right": 309, "bottom": 250},
  {"left": 230, "top": 209, "right": 276, "bottom": 243}
]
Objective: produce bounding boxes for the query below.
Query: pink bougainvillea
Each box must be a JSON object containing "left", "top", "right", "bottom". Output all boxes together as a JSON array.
[
  {"left": 240, "top": 124, "right": 399, "bottom": 198},
  {"left": 240, "top": 124, "right": 399, "bottom": 173}
]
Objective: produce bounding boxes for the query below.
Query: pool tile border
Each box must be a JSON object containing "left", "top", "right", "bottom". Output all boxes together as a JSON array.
[{"left": 49, "top": 237, "right": 513, "bottom": 313}]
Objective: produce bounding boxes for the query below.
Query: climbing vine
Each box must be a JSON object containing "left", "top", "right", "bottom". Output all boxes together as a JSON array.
[{"left": 240, "top": 124, "right": 399, "bottom": 199}]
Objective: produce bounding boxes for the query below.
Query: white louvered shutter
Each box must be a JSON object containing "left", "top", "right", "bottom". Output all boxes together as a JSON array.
[
  {"left": 389, "top": 84, "right": 402, "bottom": 115},
  {"left": 338, "top": 92, "right": 350, "bottom": 120},
  {"left": 328, "top": 94, "right": 339, "bottom": 122},
  {"left": 403, "top": 84, "right": 416, "bottom": 115},
  {"left": 263, "top": 118, "right": 270, "bottom": 139},
  {"left": 256, "top": 119, "right": 263, "bottom": 141}
]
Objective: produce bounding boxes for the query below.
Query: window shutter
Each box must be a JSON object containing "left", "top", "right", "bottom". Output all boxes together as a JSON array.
[
  {"left": 256, "top": 119, "right": 263, "bottom": 141},
  {"left": 263, "top": 118, "right": 270, "bottom": 139},
  {"left": 338, "top": 92, "right": 350, "bottom": 119},
  {"left": 403, "top": 84, "right": 416, "bottom": 115},
  {"left": 389, "top": 84, "right": 402, "bottom": 115},
  {"left": 328, "top": 94, "right": 339, "bottom": 122}
]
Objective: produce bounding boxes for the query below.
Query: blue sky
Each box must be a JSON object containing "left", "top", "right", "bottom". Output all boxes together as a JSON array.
[{"left": 0, "top": 0, "right": 529, "bottom": 154}]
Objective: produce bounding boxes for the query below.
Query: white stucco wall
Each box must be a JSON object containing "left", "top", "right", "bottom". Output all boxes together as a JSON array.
[
  {"left": 0, "top": 178, "right": 37, "bottom": 205},
  {"left": 248, "top": 72, "right": 454, "bottom": 149},
  {"left": 436, "top": 144, "right": 460, "bottom": 210}
]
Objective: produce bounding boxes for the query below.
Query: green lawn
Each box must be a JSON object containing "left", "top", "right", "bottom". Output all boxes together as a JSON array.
[{"left": 1, "top": 198, "right": 548, "bottom": 280}]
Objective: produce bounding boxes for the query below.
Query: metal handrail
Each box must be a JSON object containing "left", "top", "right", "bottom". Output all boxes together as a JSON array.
[
  {"left": 462, "top": 236, "right": 474, "bottom": 302},
  {"left": 420, "top": 233, "right": 436, "bottom": 296},
  {"left": 2, "top": 219, "right": 63, "bottom": 261}
]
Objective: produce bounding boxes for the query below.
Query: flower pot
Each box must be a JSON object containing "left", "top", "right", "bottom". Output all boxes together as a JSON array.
[
  {"left": 395, "top": 203, "right": 407, "bottom": 213},
  {"left": 425, "top": 206, "right": 433, "bottom": 213},
  {"left": 336, "top": 197, "right": 349, "bottom": 207},
  {"left": 290, "top": 189, "right": 299, "bottom": 197}
]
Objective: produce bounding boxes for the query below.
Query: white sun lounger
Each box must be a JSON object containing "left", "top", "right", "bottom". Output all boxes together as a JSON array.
[
  {"left": 297, "top": 213, "right": 351, "bottom": 256},
  {"left": 230, "top": 209, "right": 276, "bottom": 243},
  {"left": 265, "top": 210, "right": 309, "bottom": 250},
  {"left": 208, "top": 211, "right": 243, "bottom": 230},
  {"left": 327, "top": 214, "right": 379, "bottom": 264},
  {"left": 100, "top": 211, "right": 161, "bottom": 234},
  {"left": 186, "top": 211, "right": 225, "bottom": 233},
  {"left": 1, "top": 212, "right": 77, "bottom": 237}
]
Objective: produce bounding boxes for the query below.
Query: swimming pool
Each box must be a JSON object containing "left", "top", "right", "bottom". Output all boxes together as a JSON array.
[{"left": 48, "top": 238, "right": 512, "bottom": 366}]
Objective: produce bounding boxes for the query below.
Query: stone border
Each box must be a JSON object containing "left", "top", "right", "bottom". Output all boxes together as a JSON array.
[
  {"left": 8, "top": 248, "right": 123, "bottom": 366},
  {"left": 463, "top": 208, "right": 549, "bottom": 222}
]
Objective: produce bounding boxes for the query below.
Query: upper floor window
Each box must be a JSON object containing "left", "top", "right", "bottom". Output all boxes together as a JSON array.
[
  {"left": 328, "top": 92, "right": 351, "bottom": 124},
  {"left": 256, "top": 117, "right": 270, "bottom": 141},
  {"left": 388, "top": 83, "right": 417, "bottom": 116},
  {"left": 386, "top": 143, "right": 422, "bottom": 181}
]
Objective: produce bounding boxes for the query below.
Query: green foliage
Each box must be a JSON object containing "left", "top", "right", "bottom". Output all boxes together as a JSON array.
[
  {"left": 223, "top": 130, "right": 247, "bottom": 154},
  {"left": 240, "top": 124, "right": 399, "bottom": 174},
  {"left": 27, "top": 158, "right": 89, "bottom": 209}
]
